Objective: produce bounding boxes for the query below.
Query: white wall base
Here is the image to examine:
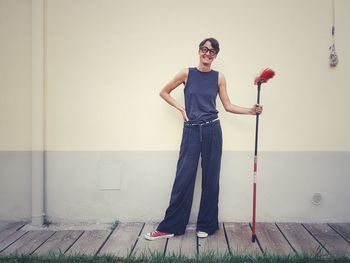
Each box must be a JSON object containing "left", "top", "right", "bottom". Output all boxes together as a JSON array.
[{"left": 1, "top": 151, "right": 349, "bottom": 224}]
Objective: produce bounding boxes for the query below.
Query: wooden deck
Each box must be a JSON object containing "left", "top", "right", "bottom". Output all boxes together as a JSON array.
[{"left": 0, "top": 221, "right": 349, "bottom": 258}]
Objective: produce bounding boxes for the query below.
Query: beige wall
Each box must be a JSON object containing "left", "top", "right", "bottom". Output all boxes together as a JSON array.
[
  {"left": 0, "top": 0, "right": 32, "bottom": 151},
  {"left": 1, "top": 0, "right": 350, "bottom": 152},
  {"left": 46, "top": 0, "right": 350, "bottom": 151}
]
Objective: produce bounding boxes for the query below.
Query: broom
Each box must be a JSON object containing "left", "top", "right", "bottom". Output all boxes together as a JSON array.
[{"left": 252, "top": 68, "right": 275, "bottom": 242}]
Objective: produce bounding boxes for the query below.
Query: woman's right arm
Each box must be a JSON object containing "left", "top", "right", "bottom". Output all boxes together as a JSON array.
[{"left": 159, "top": 68, "right": 189, "bottom": 121}]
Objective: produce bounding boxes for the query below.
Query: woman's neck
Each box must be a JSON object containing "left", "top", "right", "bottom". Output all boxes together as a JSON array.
[{"left": 197, "top": 63, "right": 211, "bottom": 72}]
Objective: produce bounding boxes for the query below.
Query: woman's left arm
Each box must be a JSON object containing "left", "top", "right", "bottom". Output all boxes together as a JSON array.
[{"left": 218, "top": 73, "right": 262, "bottom": 115}]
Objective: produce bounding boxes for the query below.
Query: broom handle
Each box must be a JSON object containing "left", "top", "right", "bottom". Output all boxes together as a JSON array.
[
  {"left": 252, "top": 83, "right": 261, "bottom": 242},
  {"left": 255, "top": 84, "right": 261, "bottom": 155}
]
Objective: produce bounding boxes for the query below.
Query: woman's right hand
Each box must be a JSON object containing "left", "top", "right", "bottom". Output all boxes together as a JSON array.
[{"left": 181, "top": 109, "right": 189, "bottom": 122}]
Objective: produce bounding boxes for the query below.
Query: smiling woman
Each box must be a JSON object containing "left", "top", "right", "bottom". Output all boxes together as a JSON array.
[
  {"left": 144, "top": 38, "right": 263, "bottom": 241},
  {"left": 198, "top": 38, "right": 220, "bottom": 67}
]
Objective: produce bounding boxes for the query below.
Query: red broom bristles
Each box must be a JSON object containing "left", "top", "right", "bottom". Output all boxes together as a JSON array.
[{"left": 254, "top": 68, "right": 275, "bottom": 85}]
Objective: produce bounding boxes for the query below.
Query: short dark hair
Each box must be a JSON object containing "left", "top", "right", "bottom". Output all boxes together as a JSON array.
[{"left": 199, "top": 38, "right": 220, "bottom": 54}]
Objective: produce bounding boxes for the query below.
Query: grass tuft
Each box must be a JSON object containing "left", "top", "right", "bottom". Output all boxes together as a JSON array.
[{"left": 0, "top": 254, "right": 349, "bottom": 263}]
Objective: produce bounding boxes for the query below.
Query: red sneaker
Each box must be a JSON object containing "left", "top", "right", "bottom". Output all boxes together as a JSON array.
[{"left": 144, "top": 230, "right": 174, "bottom": 241}]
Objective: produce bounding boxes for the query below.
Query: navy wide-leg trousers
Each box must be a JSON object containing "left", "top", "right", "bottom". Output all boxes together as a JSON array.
[{"left": 157, "top": 120, "right": 222, "bottom": 235}]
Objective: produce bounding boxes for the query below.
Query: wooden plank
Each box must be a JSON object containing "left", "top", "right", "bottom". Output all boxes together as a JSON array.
[
  {"left": 0, "top": 231, "right": 27, "bottom": 253},
  {"left": 65, "top": 230, "right": 110, "bottom": 256},
  {"left": 256, "top": 223, "right": 294, "bottom": 256},
  {"left": 304, "top": 223, "right": 350, "bottom": 257},
  {"left": 133, "top": 223, "right": 167, "bottom": 257},
  {"left": 0, "top": 223, "right": 10, "bottom": 232},
  {"left": 0, "top": 222, "right": 26, "bottom": 242},
  {"left": 166, "top": 224, "right": 197, "bottom": 257},
  {"left": 0, "top": 222, "right": 11, "bottom": 232},
  {"left": 99, "top": 223, "right": 143, "bottom": 257},
  {"left": 33, "top": 230, "right": 83, "bottom": 256},
  {"left": 0, "top": 230, "right": 55, "bottom": 255},
  {"left": 0, "top": 222, "right": 25, "bottom": 233},
  {"left": 224, "top": 222, "right": 261, "bottom": 256},
  {"left": 198, "top": 223, "right": 228, "bottom": 256},
  {"left": 277, "top": 223, "right": 327, "bottom": 256},
  {"left": 329, "top": 223, "right": 350, "bottom": 242}
]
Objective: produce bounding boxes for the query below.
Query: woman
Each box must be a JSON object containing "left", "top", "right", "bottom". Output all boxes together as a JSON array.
[{"left": 145, "top": 38, "right": 262, "bottom": 240}]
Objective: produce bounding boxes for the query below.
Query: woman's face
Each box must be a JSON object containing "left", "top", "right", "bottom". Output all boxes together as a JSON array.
[{"left": 198, "top": 41, "right": 217, "bottom": 66}]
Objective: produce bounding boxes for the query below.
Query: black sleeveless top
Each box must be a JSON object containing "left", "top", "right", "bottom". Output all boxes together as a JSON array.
[{"left": 184, "top": 67, "right": 219, "bottom": 122}]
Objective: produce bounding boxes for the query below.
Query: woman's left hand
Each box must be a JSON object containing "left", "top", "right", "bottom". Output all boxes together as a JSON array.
[{"left": 250, "top": 104, "right": 263, "bottom": 115}]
